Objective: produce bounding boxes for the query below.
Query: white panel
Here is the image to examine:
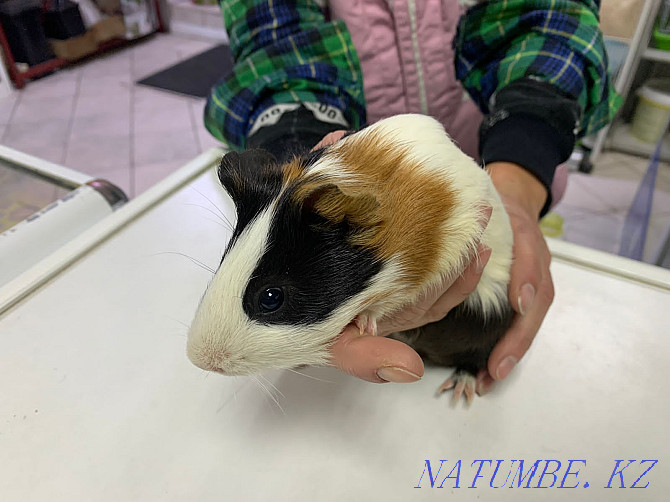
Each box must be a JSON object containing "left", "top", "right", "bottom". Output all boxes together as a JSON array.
[
  {"left": 0, "top": 186, "right": 113, "bottom": 286},
  {"left": 0, "top": 156, "right": 668, "bottom": 501},
  {"left": 0, "top": 144, "right": 93, "bottom": 187}
]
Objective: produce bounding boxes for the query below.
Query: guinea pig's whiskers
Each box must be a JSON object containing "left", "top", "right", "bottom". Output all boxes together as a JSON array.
[
  {"left": 164, "top": 315, "right": 190, "bottom": 331},
  {"left": 286, "top": 367, "right": 334, "bottom": 384},
  {"left": 254, "top": 374, "right": 283, "bottom": 402},
  {"left": 251, "top": 375, "right": 286, "bottom": 415},
  {"left": 153, "top": 251, "right": 215, "bottom": 275},
  {"left": 259, "top": 374, "right": 285, "bottom": 400},
  {"left": 202, "top": 215, "right": 233, "bottom": 230},
  {"left": 184, "top": 203, "right": 233, "bottom": 232},
  {"left": 190, "top": 187, "right": 235, "bottom": 229}
]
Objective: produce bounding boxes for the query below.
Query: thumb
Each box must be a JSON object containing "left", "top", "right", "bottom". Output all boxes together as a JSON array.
[{"left": 329, "top": 324, "right": 424, "bottom": 383}]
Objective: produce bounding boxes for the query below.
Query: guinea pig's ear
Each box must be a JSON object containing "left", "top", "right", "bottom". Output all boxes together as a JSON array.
[
  {"left": 217, "top": 149, "right": 283, "bottom": 207},
  {"left": 300, "top": 181, "right": 381, "bottom": 231}
]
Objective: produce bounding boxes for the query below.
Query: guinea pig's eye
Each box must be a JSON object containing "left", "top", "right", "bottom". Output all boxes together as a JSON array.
[{"left": 258, "top": 287, "right": 284, "bottom": 313}]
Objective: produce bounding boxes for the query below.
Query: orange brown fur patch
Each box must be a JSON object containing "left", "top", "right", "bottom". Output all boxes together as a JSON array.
[
  {"left": 290, "top": 130, "right": 457, "bottom": 289},
  {"left": 281, "top": 157, "right": 305, "bottom": 185}
]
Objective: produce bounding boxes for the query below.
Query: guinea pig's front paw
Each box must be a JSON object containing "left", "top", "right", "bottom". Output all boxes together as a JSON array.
[
  {"left": 437, "top": 369, "right": 482, "bottom": 405},
  {"left": 354, "top": 312, "right": 378, "bottom": 337}
]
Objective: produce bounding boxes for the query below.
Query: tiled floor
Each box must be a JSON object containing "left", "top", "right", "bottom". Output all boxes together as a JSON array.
[
  {"left": 554, "top": 152, "right": 670, "bottom": 266},
  {"left": 0, "top": 32, "right": 669, "bottom": 267},
  {"left": 0, "top": 33, "right": 221, "bottom": 199}
]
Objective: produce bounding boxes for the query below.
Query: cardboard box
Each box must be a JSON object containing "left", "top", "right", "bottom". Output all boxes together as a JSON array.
[
  {"left": 122, "top": 0, "right": 156, "bottom": 40},
  {"left": 90, "top": 15, "right": 125, "bottom": 43},
  {"left": 94, "top": 0, "right": 122, "bottom": 16},
  {"left": 49, "top": 31, "right": 97, "bottom": 60},
  {"left": 47, "top": 15, "right": 125, "bottom": 62},
  {"left": 600, "top": 0, "right": 644, "bottom": 40}
]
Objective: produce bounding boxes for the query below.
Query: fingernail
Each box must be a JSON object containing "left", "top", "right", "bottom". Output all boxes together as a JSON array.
[
  {"left": 376, "top": 367, "right": 422, "bottom": 383},
  {"left": 517, "top": 283, "right": 535, "bottom": 316},
  {"left": 496, "top": 356, "right": 518, "bottom": 380},
  {"left": 476, "top": 246, "right": 491, "bottom": 274}
]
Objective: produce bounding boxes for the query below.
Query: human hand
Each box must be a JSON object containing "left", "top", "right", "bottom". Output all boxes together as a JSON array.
[
  {"left": 482, "top": 162, "right": 554, "bottom": 389},
  {"left": 316, "top": 134, "right": 553, "bottom": 390},
  {"left": 312, "top": 130, "right": 348, "bottom": 149}
]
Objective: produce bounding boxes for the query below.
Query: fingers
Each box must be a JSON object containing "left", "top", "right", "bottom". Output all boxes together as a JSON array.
[
  {"left": 329, "top": 324, "right": 424, "bottom": 383},
  {"left": 487, "top": 207, "right": 554, "bottom": 380},
  {"left": 311, "top": 130, "right": 348, "bottom": 151},
  {"left": 506, "top": 207, "right": 551, "bottom": 312},
  {"left": 475, "top": 370, "right": 495, "bottom": 396}
]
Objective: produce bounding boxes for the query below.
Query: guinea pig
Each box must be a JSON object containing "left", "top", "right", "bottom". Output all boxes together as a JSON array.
[{"left": 187, "top": 114, "right": 514, "bottom": 403}]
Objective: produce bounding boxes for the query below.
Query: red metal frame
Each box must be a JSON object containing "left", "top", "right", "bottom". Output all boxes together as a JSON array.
[
  {"left": 0, "top": 0, "right": 165, "bottom": 90},
  {"left": 153, "top": 0, "right": 166, "bottom": 33}
]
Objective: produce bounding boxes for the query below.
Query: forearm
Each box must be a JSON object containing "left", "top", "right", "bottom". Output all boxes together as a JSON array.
[
  {"left": 455, "top": 0, "right": 621, "bottom": 215},
  {"left": 455, "top": 0, "right": 618, "bottom": 136},
  {"left": 488, "top": 162, "right": 547, "bottom": 220},
  {"left": 205, "top": 0, "right": 366, "bottom": 150},
  {"left": 479, "top": 79, "right": 578, "bottom": 215}
]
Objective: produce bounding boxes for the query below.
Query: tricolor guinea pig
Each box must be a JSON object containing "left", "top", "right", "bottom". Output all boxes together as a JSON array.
[{"left": 187, "top": 114, "right": 514, "bottom": 402}]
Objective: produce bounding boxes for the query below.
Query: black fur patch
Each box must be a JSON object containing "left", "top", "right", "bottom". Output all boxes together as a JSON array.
[
  {"left": 217, "top": 149, "right": 283, "bottom": 259},
  {"left": 242, "top": 205, "right": 382, "bottom": 325},
  {"left": 391, "top": 300, "right": 515, "bottom": 376},
  {"left": 299, "top": 146, "right": 327, "bottom": 169},
  {"left": 218, "top": 147, "right": 381, "bottom": 326},
  {"left": 240, "top": 152, "right": 382, "bottom": 326}
]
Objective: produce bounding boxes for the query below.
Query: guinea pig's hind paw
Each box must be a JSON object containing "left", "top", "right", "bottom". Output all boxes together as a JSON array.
[{"left": 437, "top": 370, "right": 477, "bottom": 405}]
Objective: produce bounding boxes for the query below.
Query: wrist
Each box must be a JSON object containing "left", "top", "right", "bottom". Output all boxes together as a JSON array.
[{"left": 488, "top": 162, "right": 547, "bottom": 220}]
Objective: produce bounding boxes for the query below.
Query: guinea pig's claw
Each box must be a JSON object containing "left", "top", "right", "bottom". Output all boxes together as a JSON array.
[
  {"left": 437, "top": 371, "right": 477, "bottom": 406},
  {"left": 437, "top": 377, "right": 456, "bottom": 394},
  {"left": 354, "top": 313, "right": 378, "bottom": 337},
  {"left": 463, "top": 382, "right": 476, "bottom": 405}
]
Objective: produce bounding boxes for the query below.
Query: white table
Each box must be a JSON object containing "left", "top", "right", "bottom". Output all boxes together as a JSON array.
[{"left": 1, "top": 150, "right": 668, "bottom": 501}]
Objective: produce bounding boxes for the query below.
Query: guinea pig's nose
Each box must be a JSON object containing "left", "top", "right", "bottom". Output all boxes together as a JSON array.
[{"left": 187, "top": 344, "right": 232, "bottom": 374}]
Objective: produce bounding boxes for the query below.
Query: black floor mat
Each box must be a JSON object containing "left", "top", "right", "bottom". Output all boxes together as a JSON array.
[{"left": 136, "top": 44, "right": 234, "bottom": 98}]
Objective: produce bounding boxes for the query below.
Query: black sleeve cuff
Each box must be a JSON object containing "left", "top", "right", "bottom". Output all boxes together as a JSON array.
[
  {"left": 247, "top": 105, "right": 346, "bottom": 164},
  {"left": 479, "top": 78, "right": 579, "bottom": 218},
  {"left": 480, "top": 114, "right": 570, "bottom": 216}
]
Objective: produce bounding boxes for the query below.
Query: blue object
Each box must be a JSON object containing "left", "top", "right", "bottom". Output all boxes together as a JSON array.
[
  {"left": 618, "top": 138, "right": 661, "bottom": 261},
  {"left": 603, "top": 38, "right": 629, "bottom": 79}
]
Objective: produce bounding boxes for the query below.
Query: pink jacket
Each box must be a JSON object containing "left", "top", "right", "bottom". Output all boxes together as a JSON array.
[{"left": 329, "top": 0, "right": 483, "bottom": 160}]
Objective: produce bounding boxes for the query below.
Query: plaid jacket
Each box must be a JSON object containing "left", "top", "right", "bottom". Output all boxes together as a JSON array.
[{"left": 205, "top": 0, "right": 619, "bottom": 151}]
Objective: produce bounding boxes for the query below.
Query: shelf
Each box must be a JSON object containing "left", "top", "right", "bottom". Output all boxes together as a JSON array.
[
  {"left": 607, "top": 122, "right": 670, "bottom": 161},
  {"left": 0, "top": 1, "right": 165, "bottom": 89},
  {"left": 643, "top": 47, "right": 670, "bottom": 62},
  {"left": 167, "top": 0, "right": 228, "bottom": 42}
]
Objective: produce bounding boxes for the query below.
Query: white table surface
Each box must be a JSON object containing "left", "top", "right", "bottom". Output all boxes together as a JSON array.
[{"left": 1, "top": 152, "right": 669, "bottom": 501}]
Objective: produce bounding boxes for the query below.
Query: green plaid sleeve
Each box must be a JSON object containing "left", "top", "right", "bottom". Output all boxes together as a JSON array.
[
  {"left": 455, "top": 0, "right": 622, "bottom": 137},
  {"left": 205, "top": 0, "right": 366, "bottom": 150}
]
